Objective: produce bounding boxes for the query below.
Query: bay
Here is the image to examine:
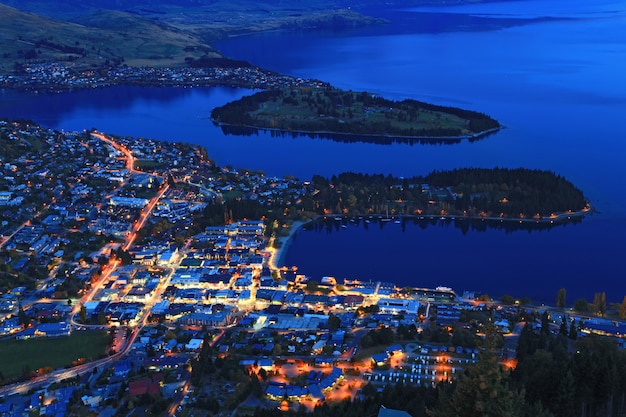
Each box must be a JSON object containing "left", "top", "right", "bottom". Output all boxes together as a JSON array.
[
  {"left": 215, "top": 0, "right": 626, "bottom": 303},
  {"left": 1, "top": 0, "right": 625, "bottom": 303}
]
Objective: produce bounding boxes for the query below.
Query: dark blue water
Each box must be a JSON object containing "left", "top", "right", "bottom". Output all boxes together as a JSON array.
[
  {"left": 214, "top": 0, "right": 626, "bottom": 303},
  {"left": 1, "top": 0, "right": 625, "bottom": 303},
  {"left": 282, "top": 217, "right": 620, "bottom": 304}
]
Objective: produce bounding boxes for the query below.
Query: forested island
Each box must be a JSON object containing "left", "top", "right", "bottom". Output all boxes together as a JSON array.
[{"left": 211, "top": 87, "right": 500, "bottom": 142}]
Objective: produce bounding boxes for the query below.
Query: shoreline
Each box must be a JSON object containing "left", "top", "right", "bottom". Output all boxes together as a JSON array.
[
  {"left": 269, "top": 219, "right": 315, "bottom": 270},
  {"left": 215, "top": 123, "right": 501, "bottom": 142},
  {"left": 268, "top": 205, "right": 591, "bottom": 272}
]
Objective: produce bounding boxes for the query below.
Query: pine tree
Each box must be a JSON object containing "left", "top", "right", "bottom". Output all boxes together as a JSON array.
[
  {"left": 620, "top": 296, "right": 626, "bottom": 319},
  {"left": 79, "top": 304, "right": 87, "bottom": 323},
  {"left": 559, "top": 315, "right": 568, "bottom": 336},
  {"left": 18, "top": 304, "right": 30, "bottom": 328},
  {"left": 593, "top": 292, "right": 606, "bottom": 316},
  {"left": 556, "top": 288, "right": 566, "bottom": 308},
  {"left": 568, "top": 320, "right": 577, "bottom": 340},
  {"left": 427, "top": 324, "right": 524, "bottom": 417},
  {"left": 553, "top": 370, "right": 576, "bottom": 417}
]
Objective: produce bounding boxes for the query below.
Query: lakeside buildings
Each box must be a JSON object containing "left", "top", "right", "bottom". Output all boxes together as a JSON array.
[{"left": 0, "top": 119, "right": 618, "bottom": 416}]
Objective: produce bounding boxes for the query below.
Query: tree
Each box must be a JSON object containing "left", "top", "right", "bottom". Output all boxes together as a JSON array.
[
  {"left": 573, "top": 298, "right": 589, "bottom": 313},
  {"left": 79, "top": 304, "right": 87, "bottom": 323},
  {"left": 328, "top": 313, "right": 341, "bottom": 331},
  {"left": 540, "top": 311, "right": 550, "bottom": 335},
  {"left": 501, "top": 294, "right": 515, "bottom": 305},
  {"left": 592, "top": 292, "right": 606, "bottom": 316},
  {"left": 18, "top": 305, "right": 30, "bottom": 328},
  {"left": 559, "top": 315, "right": 568, "bottom": 336},
  {"left": 620, "top": 296, "right": 626, "bottom": 319},
  {"left": 427, "top": 324, "right": 524, "bottom": 417},
  {"left": 556, "top": 288, "right": 566, "bottom": 309},
  {"left": 568, "top": 320, "right": 577, "bottom": 340},
  {"left": 305, "top": 280, "right": 319, "bottom": 293},
  {"left": 553, "top": 371, "right": 575, "bottom": 417},
  {"left": 97, "top": 311, "right": 107, "bottom": 325}
]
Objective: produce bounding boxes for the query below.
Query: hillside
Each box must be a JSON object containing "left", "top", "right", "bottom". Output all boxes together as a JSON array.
[
  {"left": 0, "top": 1, "right": 386, "bottom": 45},
  {"left": 211, "top": 87, "right": 500, "bottom": 141},
  {"left": 0, "top": 4, "right": 216, "bottom": 73}
]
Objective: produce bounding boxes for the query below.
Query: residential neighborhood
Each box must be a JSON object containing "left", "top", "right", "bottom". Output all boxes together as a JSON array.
[
  {"left": 0, "top": 119, "right": 625, "bottom": 417},
  {"left": 0, "top": 62, "right": 329, "bottom": 93}
]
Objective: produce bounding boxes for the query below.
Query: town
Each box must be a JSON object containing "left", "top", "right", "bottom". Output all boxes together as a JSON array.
[
  {"left": 0, "top": 62, "right": 329, "bottom": 93},
  {"left": 0, "top": 119, "right": 624, "bottom": 417}
]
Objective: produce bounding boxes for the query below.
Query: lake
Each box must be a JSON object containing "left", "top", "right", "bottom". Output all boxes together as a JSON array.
[{"left": 1, "top": 0, "right": 625, "bottom": 304}]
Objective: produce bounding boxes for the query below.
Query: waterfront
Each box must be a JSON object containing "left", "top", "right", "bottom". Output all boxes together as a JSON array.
[
  {"left": 280, "top": 215, "right": 615, "bottom": 304},
  {"left": 1, "top": 0, "right": 625, "bottom": 304}
]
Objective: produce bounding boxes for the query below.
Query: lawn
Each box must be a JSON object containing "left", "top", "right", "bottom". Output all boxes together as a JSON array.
[{"left": 0, "top": 330, "right": 110, "bottom": 381}]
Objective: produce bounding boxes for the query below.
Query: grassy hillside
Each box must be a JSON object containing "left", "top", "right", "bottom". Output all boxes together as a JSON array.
[
  {"left": 0, "top": 4, "right": 216, "bottom": 73},
  {"left": 0, "top": 1, "right": 385, "bottom": 51},
  {"left": 212, "top": 87, "right": 500, "bottom": 140}
]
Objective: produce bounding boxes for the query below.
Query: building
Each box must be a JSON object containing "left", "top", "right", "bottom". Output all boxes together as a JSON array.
[
  {"left": 378, "top": 406, "right": 412, "bottom": 417},
  {"left": 378, "top": 298, "right": 420, "bottom": 315}
]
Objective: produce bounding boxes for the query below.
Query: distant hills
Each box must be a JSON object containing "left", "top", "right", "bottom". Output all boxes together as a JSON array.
[
  {"left": 0, "top": 3, "right": 216, "bottom": 73},
  {"left": 0, "top": 0, "right": 383, "bottom": 74},
  {"left": 0, "top": 0, "right": 510, "bottom": 75}
]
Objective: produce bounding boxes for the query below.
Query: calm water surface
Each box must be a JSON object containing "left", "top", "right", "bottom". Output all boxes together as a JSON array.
[{"left": 1, "top": 0, "right": 625, "bottom": 303}]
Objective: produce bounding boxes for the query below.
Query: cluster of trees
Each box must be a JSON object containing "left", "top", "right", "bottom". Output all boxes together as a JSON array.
[
  {"left": 428, "top": 168, "right": 587, "bottom": 217},
  {"left": 511, "top": 320, "right": 626, "bottom": 417},
  {"left": 0, "top": 125, "right": 49, "bottom": 159},
  {"left": 304, "top": 168, "right": 587, "bottom": 219},
  {"left": 360, "top": 326, "right": 396, "bottom": 348},
  {"left": 250, "top": 323, "right": 626, "bottom": 417},
  {"left": 0, "top": 257, "right": 37, "bottom": 293},
  {"left": 191, "top": 332, "right": 263, "bottom": 409},
  {"left": 557, "top": 288, "right": 625, "bottom": 317},
  {"left": 211, "top": 87, "right": 499, "bottom": 139},
  {"left": 186, "top": 55, "right": 252, "bottom": 68},
  {"left": 34, "top": 38, "right": 88, "bottom": 57}
]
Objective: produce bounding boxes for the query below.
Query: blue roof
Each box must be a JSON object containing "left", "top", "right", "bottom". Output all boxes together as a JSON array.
[
  {"left": 372, "top": 353, "right": 389, "bottom": 363},
  {"left": 386, "top": 344, "right": 404, "bottom": 353},
  {"left": 308, "top": 384, "right": 325, "bottom": 400},
  {"left": 266, "top": 385, "right": 285, "bottom": 398},
  {"left": 378, "top": 406, "right": 413, "bottom": 417}
]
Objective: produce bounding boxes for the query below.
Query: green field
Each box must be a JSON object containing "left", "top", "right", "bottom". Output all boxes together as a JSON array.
[{"left": 0, "top": 330, "right": 110, "bottom": 381}]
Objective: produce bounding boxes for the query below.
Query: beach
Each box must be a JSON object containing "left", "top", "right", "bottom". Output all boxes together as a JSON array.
[{"left": 269, "top": 220, "right": 310, "bottom": 270}]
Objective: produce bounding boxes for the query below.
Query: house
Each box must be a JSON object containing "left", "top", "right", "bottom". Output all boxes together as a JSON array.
[
  {"left": 386, "top": 344, "right": 404, "bottom": 355},
  {"left": 81, "top": 395, "right": 102, "bottom": 407},
  {"left": 372, "top": 352, "right": 389, "bottom": 367},
  {"left": 128, "top": 374, "right": 162, "bottom": 397},
  {"left": 185, "top": 338, "right": 204, "bottom": 351},
  {"left": 114, "top": 360, "right": 132, "bottom": 377},
  {"left": 494, "top": 319, "right": 510, "bottom": 333}
]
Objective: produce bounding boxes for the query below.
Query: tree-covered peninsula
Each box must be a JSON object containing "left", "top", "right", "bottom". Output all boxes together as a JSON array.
[
  {"left": 211, "top": 87, "right": 500, "bottom": 141},
  {"left": 299, "top": 168, "right": 588, "bottom": 220},
  {"left": 195, "top": 167, "right": 589, "bottom": 227}
]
